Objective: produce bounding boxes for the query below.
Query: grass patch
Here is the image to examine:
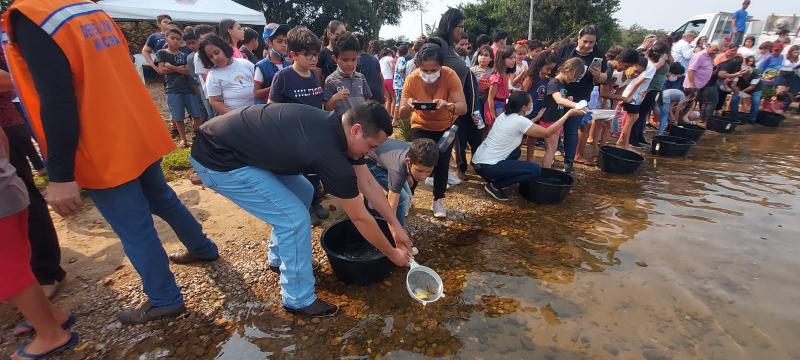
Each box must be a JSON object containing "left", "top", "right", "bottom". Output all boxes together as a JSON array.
[
  {"left": 161, "top": 147, "right": 193, "bottom": 182},
  {"left": 396, "top": 118, "right": 412, "bottom": 141}
]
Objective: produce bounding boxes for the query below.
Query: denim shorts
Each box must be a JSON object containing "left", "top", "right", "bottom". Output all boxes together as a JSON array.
[{"left": 166, "top": 93, "right": 203, "bottom": 121}]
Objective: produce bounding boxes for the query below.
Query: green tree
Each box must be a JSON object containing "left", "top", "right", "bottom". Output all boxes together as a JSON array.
[
  {"left": 460, "top": 0, "right": 622, "bottom": 50},
  {"left": 618, "top": 23, "right": 666, "bottom": 49}
]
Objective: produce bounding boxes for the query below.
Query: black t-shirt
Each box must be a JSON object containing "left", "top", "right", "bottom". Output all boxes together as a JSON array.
[
  {"left": 553, "top": 44, "right": 608, "bottom": 101},
  {"left": 542, "top": 78, "right": 567, "bottom": 123},
  {"left": 710, "top": 59, "right": 742, "bottom": 87},
  {"left": 318, "top": 47, "right": 338, "bottom": 80},
  {"left": 155, "top": 49, "right": 193, "bottom": 94},
  {"left": 357, "top": 53, "right": 385, "bottom": 104},
  {"left": 192, "top": 104, "right": 365, "bottom": 199}
]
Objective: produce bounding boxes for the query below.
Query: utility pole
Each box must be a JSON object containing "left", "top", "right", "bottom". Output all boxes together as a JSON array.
[{"left": 528, "top": 0, "right": 534, "bottom": 39}]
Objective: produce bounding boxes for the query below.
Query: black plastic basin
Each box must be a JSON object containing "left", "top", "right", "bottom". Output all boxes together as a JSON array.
[
  {"left": 519, "top": 168, "right": 574, "bottom": 204},
  {"left": 651, "top": 135, "right": 696, "bottom": 157},
  {"left": 756, "top": 111, "right": 785, "bottom": 127},
  {"left": 667, "top": 123, "right": 706, "bottom": 142},
  {"left": 320, "top": 218, "right": 395, "bottom": 285},
  {"left": 706, "top": 116, "right": 740, "bottom": 133},
  {"left": 598, "top": 146, "right": 644, "bottom": 175},
  {"left": 721, "top": 111, "right": 751, "bottom": 124}
]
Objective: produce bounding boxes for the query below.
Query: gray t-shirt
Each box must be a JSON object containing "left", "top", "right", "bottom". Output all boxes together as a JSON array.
[
  {"left": 323, "top": 69, "right": 373, "bottom": 115},
  {"left": 0, "top": 132, "right": 29, "bottom": 217},
  {"left": 368, "top": 139, "right": 411, "bottom": 193}
]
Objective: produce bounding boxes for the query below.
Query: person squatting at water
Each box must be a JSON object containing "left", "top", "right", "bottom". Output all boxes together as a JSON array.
[
  {"left": 365, "top": 138, "right": 439, "bottom": 226},
  {"left": 473, "top": 91, "right": 588, "bottom": 201},
  {"left": 190, "top": 102, "right": 414, "bottom": 317}
]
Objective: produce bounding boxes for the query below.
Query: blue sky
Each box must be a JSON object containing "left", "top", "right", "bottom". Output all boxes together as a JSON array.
[{"left": 380, "top": 0, "right": 798, "bottom": 38}]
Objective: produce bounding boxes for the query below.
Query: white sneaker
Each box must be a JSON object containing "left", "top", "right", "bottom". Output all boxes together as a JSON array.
[
  {"left": 432, "top": 199, "right": 447, "bottom": 218},
  {"left": 424, "top": 177, "right": 451, "bottom": 189},
  {"left": 447, "top": 170, "right": 462, "bottom": 185}
]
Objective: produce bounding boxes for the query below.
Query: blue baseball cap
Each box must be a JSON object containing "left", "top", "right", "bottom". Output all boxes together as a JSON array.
[{"left": 263, "top": 23, "right": 290, "bottom": 41}]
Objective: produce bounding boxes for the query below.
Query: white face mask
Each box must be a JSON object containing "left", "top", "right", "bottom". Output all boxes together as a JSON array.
[
  {"left": 421, "top": 70, "right": 441, "bottom": 83},
  {"left": 667, "top": 75, "right": 678, "bottom": 81}
]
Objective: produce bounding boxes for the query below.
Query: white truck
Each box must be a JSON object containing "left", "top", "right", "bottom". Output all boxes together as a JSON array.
[{"left": 669, "top": 12, "right": 799, "bottom": 48}]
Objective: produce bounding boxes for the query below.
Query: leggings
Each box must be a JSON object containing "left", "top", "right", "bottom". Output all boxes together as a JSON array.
[{"left": 454, "top": 114, "right": 483, "bottom": 174}]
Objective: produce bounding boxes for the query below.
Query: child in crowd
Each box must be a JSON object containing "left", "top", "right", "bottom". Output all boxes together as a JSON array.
[
  {"left": 156, "top": 28, "right": 204, "bottom": 147},
  {"left": 763, "top": 91, "right": 791, "bottom": 114},
  {"left": 522, "top": 52, "right": 557, "bottom": 162},
  {"left": 738, "top": 56, "right": 757, "bottom": 112},
  {"left": 239, "top": 27, "right": 261, "bottom": 64},
  {"left": 268, "top": 26, "right": 327, "bottom": 221},
  {"left": 511, "top": 44, "right": 528, "bottom": 90},
  {"left": 219, "top": 18, "right": 246, "bottom": 59},
  {"left": 486, "top": 45, "right": 515, "bottom": 126},
  {"left": 379, "top": 48, "right": 396, "bottom": 116},
  {"left": 526, "top": 39, "right": 544, "bottom": 66},
  {"left": 323, "top": 32, "right": 373, "bottom": 115},
  {"left": 392, "top": 45, "right": 409, "bottom": 117},
  {"left": 254, "top": 23, "right": 291, "bottom": 104},
  {"left": 658, "top": 88, "right": 687, "bottom": 134},
  {"left": 269, "top": 26, "right": 324, "bottom": 108},
  {"left": 540, "top": 58, "right": 585, "bottom": 168},
  {"left": 190, "top": 25, "right": 217, "bottom": 118},
  {"left": 616, "top": 54, "right": 653, "bottom": 149},
  {"left": 199, "top": 35, "right": 255, "bottom": 115},
  {"left": 664, "top": 62, "right": 685, "bottom": 90},
  {"left": 471, "top": 45, "right": 494, "bottom": 122}
]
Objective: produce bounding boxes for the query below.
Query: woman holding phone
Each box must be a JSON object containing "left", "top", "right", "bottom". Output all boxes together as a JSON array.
[
  {"left": 398, "top": 43, "right": 467, "bottom": 218},
  {"left": 551, "top": 25, "right": 608, "bottom": 173}
]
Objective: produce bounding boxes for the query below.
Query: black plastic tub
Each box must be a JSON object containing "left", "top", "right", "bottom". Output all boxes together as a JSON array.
[
  {"left": 706, "top": 116, "right": 740, "bottom": 133},
  {"left": 650, "top": 135, "right": 696, "bottom": 157},
  {"left": 756, "top": 111, "right": 785, "bottom": 127},
  {"left": 667, "top": 123, "right": 706, "bottom": 142},
  {"left": 320, "top": 218, "right": 395, "bottom": 285},
  {"left": 721, "top": 111, "right": 751, "bottom": 124},
  {"left": 598, "top": 146, "right": 644, "bottom": 175},
  {"left": 519, "top": 168, "right": 574, "bottom": 204}
]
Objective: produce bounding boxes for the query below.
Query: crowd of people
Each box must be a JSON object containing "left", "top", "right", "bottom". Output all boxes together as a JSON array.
[{"left": 0, "top": 0, "right": 798, "bottom": 358}]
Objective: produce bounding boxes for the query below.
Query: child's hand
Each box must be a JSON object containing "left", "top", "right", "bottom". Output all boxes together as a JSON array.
[{"left": 567, "top": 108, "right": 588, "bottom": 117}]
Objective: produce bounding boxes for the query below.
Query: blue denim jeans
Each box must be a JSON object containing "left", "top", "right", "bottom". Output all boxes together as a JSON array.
[
  {"left": 367, "top": 164, "right": 411, "bottom": 226},
  {"left": 730, "top": 91, "right": 761, "bottom": 123},
  {"left": 562, "top": 115, "right": 582, "bottom": 165},
  {"left": 658, "top": 101, "right": 671, "bottom": 135},
  {"left": 85, "top": 160, "right": 218, "bottom": 308},
  {"left": 474, "top": 148, "right": 541, "bottom": 189},
  {"left": 190, "top": 157, "right": 316, "bottom": 309}
]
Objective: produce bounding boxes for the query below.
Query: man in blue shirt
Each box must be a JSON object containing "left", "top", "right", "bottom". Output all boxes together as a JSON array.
[{"left": 731, "top": 0, "right": 750, "bottom": 45}]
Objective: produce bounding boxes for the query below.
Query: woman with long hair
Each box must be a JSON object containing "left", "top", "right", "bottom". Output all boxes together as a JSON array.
[{"left": 219, "top": 18, "right": 246, "bottom": 59}]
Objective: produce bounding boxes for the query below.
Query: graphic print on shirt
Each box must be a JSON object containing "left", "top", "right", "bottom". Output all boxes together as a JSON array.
[{"left": 293, "top": 86, "right": 323, "bottom": 99}]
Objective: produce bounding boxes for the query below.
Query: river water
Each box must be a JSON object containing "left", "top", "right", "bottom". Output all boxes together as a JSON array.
[{"left": 214, "top": 118, "right": 800, "bottom": 359}]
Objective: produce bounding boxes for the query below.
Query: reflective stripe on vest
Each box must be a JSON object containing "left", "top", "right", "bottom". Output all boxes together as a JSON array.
[{"left": 40, "top": 2, "right": 102, "bottom": 36}]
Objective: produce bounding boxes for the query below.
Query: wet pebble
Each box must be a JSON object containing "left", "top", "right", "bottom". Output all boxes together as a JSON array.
[
  {"left": 636, "top": 261, "right": 648, "bottom": 267},
  {"left": 603, "top": 343, "right": 620, "bottom": 356},
  {"left": 642, "top": 349, "right": 670, "bottom": 360}
]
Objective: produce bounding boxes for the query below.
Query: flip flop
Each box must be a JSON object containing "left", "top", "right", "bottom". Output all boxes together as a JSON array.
[
  {"left": 14, "top": 313, "right": 76, "bottom": 336},
  {"left": 13, "top": 332, "right": 79, "bottom": 360}
]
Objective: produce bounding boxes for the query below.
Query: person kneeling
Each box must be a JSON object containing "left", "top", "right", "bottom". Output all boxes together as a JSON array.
[
  {"left": 472, "top": 91, "right": 587, "bottom": 201},
  {"left": 366, "top": 138, "right": 438, "bottom": 225}
]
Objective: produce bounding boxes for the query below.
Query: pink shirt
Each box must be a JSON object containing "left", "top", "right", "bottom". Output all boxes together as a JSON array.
[
  {"left": 490, "top": 72, "right": 510, "bottom": 100},
  {"left": 683, "top": 51, "right": 714, "bottom": 89},
  {"left": 231, "top": 46, "right": 245, "bottom": 60}
]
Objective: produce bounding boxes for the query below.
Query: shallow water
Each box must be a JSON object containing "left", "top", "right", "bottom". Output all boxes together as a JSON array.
[{"left": 219, "top": 118, "right": 800, "bottom": 359}]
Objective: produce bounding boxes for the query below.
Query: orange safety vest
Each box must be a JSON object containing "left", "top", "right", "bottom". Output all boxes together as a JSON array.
[{"left": 2, "top": 0, "right": 175, "bottom": 189}]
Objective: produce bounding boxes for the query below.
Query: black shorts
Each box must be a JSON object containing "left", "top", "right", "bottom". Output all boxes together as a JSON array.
[{"left": 622, "top": 103, "right": 640, "bottom": 114}]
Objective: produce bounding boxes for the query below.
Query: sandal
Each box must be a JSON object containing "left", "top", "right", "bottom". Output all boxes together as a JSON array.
[
  {"left": 13, "top": 332, "right": 79, "bottom": 359},
  {"left": 14, "top": 313, "right": 76, "bottom": 336}
]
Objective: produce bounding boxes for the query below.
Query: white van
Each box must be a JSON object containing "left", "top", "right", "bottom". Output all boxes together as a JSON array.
[{"left": 670, "top": 12, "right": 798, "bottom": 48}]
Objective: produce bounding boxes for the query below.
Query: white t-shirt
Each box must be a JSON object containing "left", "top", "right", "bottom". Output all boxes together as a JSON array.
[
  {"left": 622, "top": 61, "right": 656, "bottom": 105},
  {"left": 206, "top": 58, "right": 256, "bottom": 110},
  {"left": 781, "top": 56, "right": 799, "bottom": 72},
  {"left": 737, "top": 46, "right": 757, "bottom": 59},
  {"left": 472, "top": 113, "right": 533, "bottom": 165},
  {"left": 379, "top": 56, "right": 394, "bottom": 79},
  {"left": 671, "top": 39, "right": 694, "bottom": 69}
]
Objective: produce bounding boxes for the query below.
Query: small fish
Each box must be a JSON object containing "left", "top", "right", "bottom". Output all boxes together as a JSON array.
[{"left": 414, "top": 288, "right": 430, "bottom": 300}]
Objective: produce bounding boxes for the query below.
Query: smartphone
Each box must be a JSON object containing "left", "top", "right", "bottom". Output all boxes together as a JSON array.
[
  {"left": 591, "top": 57, "right": 603, "bottom": 69},
  {"left": 413, "top": 101, "right": 437, "bottom": 111}
]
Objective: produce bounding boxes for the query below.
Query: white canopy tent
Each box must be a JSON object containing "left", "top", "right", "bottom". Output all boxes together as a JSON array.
[{"left": 98, "top": 0, "right": 266, "bottom": 26}]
